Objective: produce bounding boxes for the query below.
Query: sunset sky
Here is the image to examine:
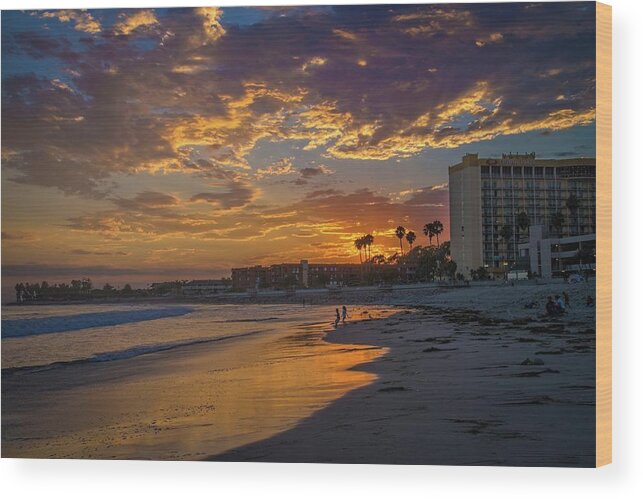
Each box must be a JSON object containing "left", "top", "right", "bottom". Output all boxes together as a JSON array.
[{"left": 1, "top": 3, "right": 597, "bottom": 287}]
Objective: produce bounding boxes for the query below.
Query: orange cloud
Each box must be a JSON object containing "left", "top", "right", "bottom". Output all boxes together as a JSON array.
[
  {"left": 113, "top": 10, "right": 159, "bottom": 36},
  {"left": 41, "top": 10, "right": 101, "bottom": 33}
]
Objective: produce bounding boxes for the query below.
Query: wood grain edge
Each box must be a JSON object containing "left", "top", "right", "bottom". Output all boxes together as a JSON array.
[{"left": 595, "top": 0, "right": 612, "bottom": 468}]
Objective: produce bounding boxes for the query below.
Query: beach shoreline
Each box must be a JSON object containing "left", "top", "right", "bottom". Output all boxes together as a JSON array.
[
  {"left": 2, "top": 282, "right": 595, "bottom": 464},
  {"left": 212, "top": 281, "right": 596, "bottom": 466}
]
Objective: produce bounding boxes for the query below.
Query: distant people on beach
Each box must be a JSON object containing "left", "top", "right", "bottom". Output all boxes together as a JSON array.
[
  {"left": 342, "top": 305, "right": 349, "bottom": 324},
  {"left": 545, "top": 296, "right": 564, "bottom": 317},
  {"left": 563, "top": 291, "right": 570, "bottom": 309},
  {"left": 555, "top": 294, "right": 565, "bottom": 312},
  {"left": 334, "top": 308, "right": 341, "bottom": 327}
]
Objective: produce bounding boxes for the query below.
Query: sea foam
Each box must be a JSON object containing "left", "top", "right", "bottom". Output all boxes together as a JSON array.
[{"left": 1, "top": 306, "right": 193, "bottom": 339}]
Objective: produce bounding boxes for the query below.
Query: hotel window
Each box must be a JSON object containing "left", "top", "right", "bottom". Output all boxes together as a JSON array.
[
  {"left": 481, "top": 166, "right": 490, "bottom": 176},
  {"left": 524, "top": 166, "right": 533, "bottom": 176},
  {"left": 545, "top": 167, "right": 554, "bottom": 177},
  {"left": 535, "top": 167, "right": 544, "bottom": 177},
  {"left": 502, "top": 166, "right": 512, "bottom": 176},
  {"left": 513, "top": 166, "right": 522, "bottom": 176},
  {"left": 492, "top": 166, "right": 500, "bottom": 175}
]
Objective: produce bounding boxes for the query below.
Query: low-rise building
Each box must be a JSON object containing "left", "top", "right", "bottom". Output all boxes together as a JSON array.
[
  {"left": 231, "top": 260, "right": 399, "bottom": 291},
  {"left": 518, "top": 224, "right": 596, "bottom": 279},
  {"left": 182, "top": 279, "right": 231, "bottom": 295}
]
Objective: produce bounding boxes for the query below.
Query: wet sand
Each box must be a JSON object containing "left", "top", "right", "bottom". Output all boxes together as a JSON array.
[
  {"left": 1, "top": 307, "right": 395, "bottom": 459},
  {"left": 214, "top": 295, "right": 596, "bottom": 466}
]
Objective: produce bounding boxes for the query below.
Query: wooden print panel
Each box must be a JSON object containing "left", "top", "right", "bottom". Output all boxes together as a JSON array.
[
  {"left": 1, "top": 2, "right": 612, "bottom": 467},
  {"left": 596, "top": 1, "right": 612, "bottom": 467}
]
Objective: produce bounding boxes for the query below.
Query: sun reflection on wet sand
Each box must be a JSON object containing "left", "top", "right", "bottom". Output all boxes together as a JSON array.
[{"left": 2, "top": 306, "right": 395, "bottom": 459}]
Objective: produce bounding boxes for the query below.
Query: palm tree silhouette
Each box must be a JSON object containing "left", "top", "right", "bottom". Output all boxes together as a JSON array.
[
  {"left": 500, "top": 224, "right": 514, "bottom": 269},
  {"left": 549, "top": 211, "right": 565, "bottom": 274},
  {"left": 406, "top": 230, "right": 416, "bottom": 251},
  {"left": 550, "top": 211, "right": 565, "bottom": 238},
  {"left": 395, "top": 226, "right": 406, "bottom": 255},
  {"left": 516, "top": 211, "right": 530, "bottom": 241},
  {"left": 354, "top": 237, "right": 364, "bottom": 264},
  {"left": 566, "top": 193, "right": 580, "bottom": 235},
  {"left": 423, "top": 222, "right": 434, "bottom": 246},
  {"left": 432, "top": 220, "right": 444, "bottom": 246},
  {"left": 364, "top": 233, "right": 374, "bottom": 262}
]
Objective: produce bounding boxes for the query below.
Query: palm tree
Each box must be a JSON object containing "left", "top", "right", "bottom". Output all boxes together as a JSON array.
[
  {"left": 364, "top": 234, "right": 374, "bottom": 262},
  {"left": 405, "top": 231, "right": 416, "bottom": 251},
  {"left": 423, "top": 222, "right": 434, "bottom": 247},
  {"left": 432, "top": 220, "right": 444, "bottom": 246},
  {"left": 354, "top": 237, "right": 364, "bottom": 264},
  {"left": 550, "top": 211, "right": 565, "bottom": 238},
  {"left": 516, "top": 211, "right": 530, "bottom": 241},
  {"left": 499, "top": 224, "right": 514, "bottom": 277},
  {"left": 566, "top": 193, "right": 580, "bottom": 235},
  {"left": 576, "top": 245, "right": 595, "bottom": 277},
  {"left": 15, "top": 283, "right": 24, "bottom": 303},
  {"left": 395, "top": 226, "right": 406, "bottom": 255},
  {"left": 500, "top": 224, "right": 513, "bottom": 243},
  {"left": 372, "top": 254, "right": 386, "bottom": 265}
]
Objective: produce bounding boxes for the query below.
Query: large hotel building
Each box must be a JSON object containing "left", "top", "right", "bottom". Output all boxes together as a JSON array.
[{"left": 449, "top": 153, "right": 596, "bottom": 278}]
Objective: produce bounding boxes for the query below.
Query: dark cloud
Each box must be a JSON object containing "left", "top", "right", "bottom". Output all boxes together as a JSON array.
[
  {"left": 2, "top": 4, "right": 596, "bottom": 198},
  {"left": 189, "top": 181, "right": 255, "bottom": 209},
  {"left": 113, "top": 191, "right": 180, "bottom": 210},
  {"left": 2, "top": 231, "right": 36, "bottom": 241},
  {"left": 307, "top": 188, "right": 343, "bottom": 198},
  {"left": 70, "top": 249, "right": 129, "bottom": 256},
  {"left": 403, "top": 184, "right": 449, "bottom": 207},
  {"left": 299, "top": 165, "right": 333, "bottom": 179}
]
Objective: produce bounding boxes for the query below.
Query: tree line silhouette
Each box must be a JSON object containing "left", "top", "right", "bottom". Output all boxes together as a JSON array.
[
  {"left": 13, "top": 278, "right": 143, "bottom": 303},
  {"left": 353, "top": 220, "right": 457, "bottom": 283}
]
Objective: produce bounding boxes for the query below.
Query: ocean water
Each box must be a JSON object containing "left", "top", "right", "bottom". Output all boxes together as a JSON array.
[
  {"left": 2, "top": 302, "right": 393, "bottom": 459},
  {"left": 1, "top": 303, "right": 346, "bottom": 371}
]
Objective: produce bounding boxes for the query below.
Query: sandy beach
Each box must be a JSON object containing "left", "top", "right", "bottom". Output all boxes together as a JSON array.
[
  {"left": 2, "top": 280, "right": 595, "bottom": 465},
  {"left": 215, "top": 281, "right": 596, "bottom": 466}
]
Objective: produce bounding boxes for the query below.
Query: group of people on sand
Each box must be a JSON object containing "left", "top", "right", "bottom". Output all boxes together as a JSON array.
[
  {"left": 334, "top": 306, "right": 349, "bottom": 327},
  {"left": 545, "top": 293, "right": 569, "bottom": 316}
]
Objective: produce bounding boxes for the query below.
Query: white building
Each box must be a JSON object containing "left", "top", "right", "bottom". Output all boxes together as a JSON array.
[{"left": 518, "top": 225, "right": 596, "bottom": 279}]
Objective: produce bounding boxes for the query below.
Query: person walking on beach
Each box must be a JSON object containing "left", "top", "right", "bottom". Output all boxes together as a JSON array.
[
  {"left": 341, "top": 305, "right": 349, "bottom": 324},
  {"left": 563, "top": 291, "right": 570, "bottom": 309},
  {"left": 334, "top": 308, "right": 341, "bottom": 328}
]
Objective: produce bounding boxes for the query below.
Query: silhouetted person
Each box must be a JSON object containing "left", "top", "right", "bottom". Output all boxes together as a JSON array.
[
  {"left": 334, "top": 308, "right": 341, "bottom": 327},
  {"left": 342, "top": 305, "right": 349, "bottom": 324},
  {"left": 546, "top": 296, "right": 559, "bottom": 316}
]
